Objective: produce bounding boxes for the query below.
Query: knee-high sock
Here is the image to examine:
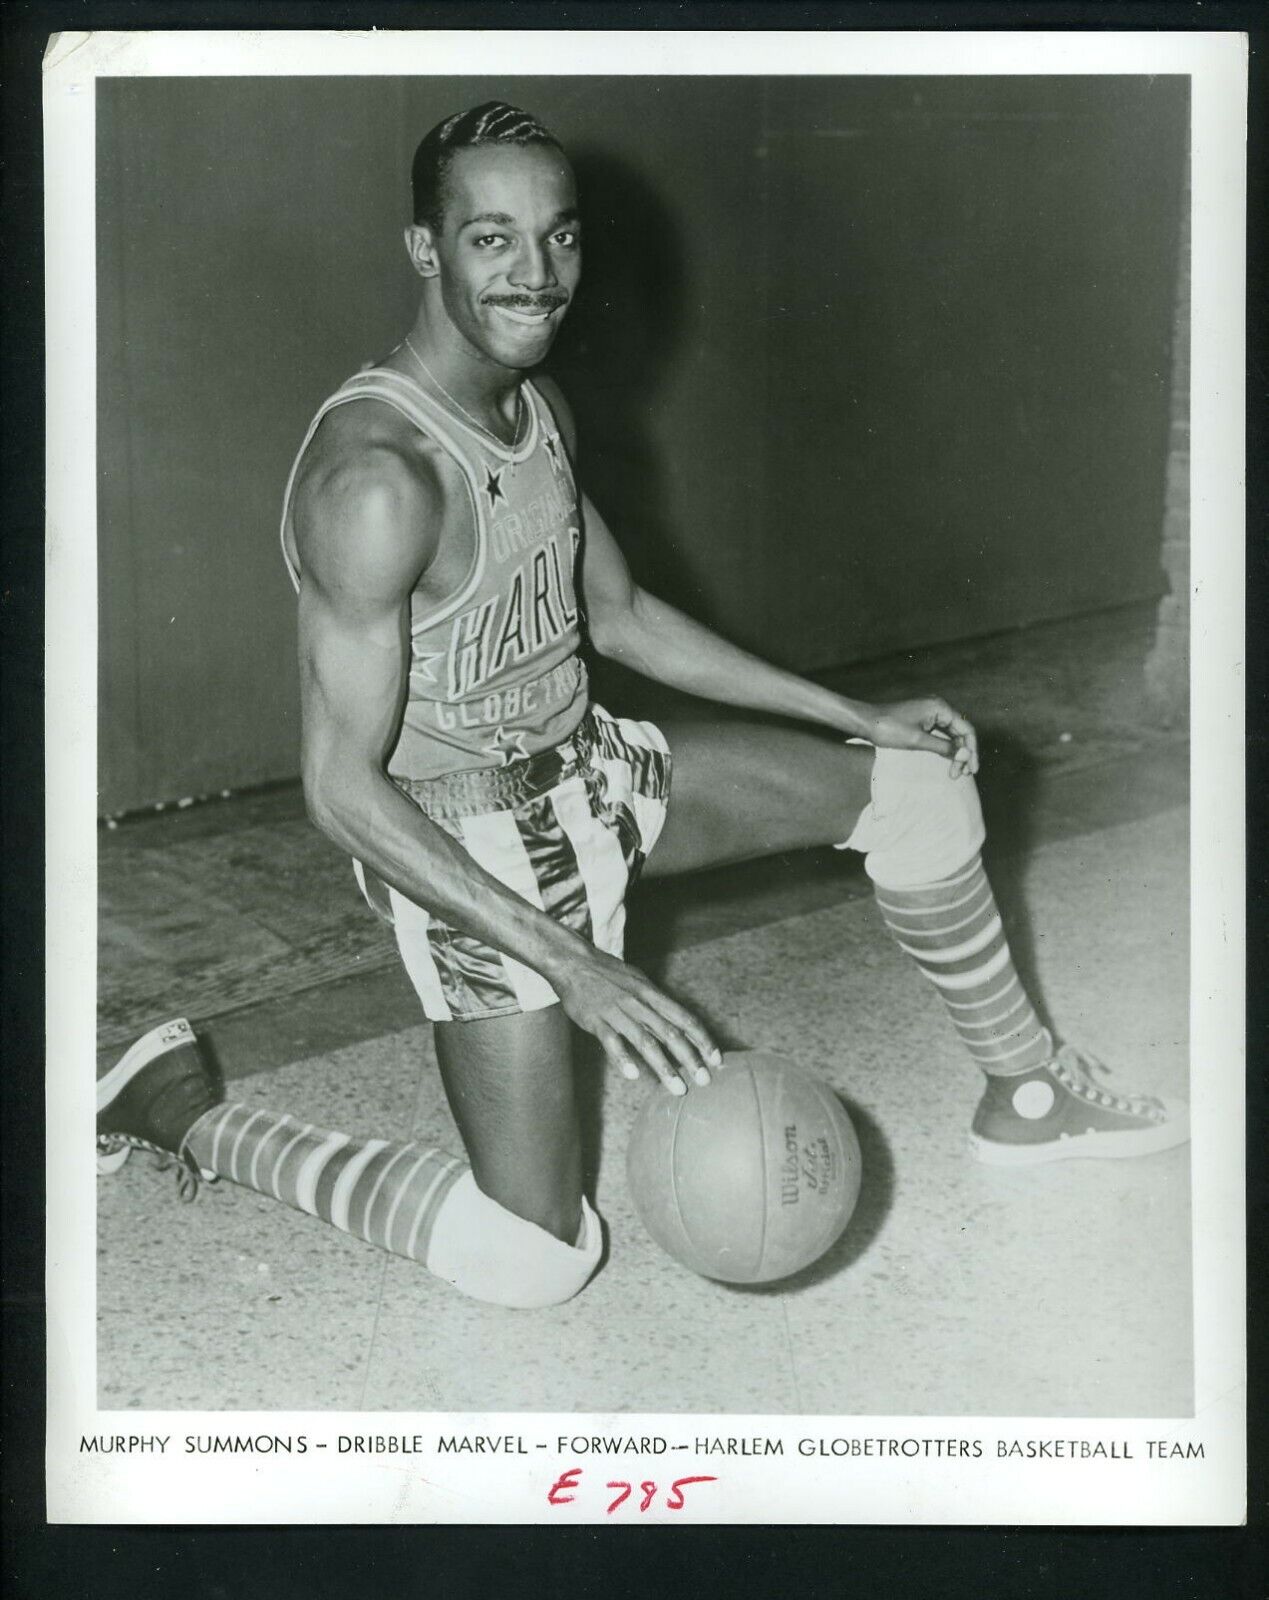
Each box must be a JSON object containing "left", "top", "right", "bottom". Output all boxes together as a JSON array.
[
  {"left": 181, "top": 1105, "right": 601, "bottom": 1307},
  {"left": 872, "top": 856, "right": 1052, "bottom": 1078},
  {"left": 185, "top": 1106, "right": 466, "bottom": 1258}
]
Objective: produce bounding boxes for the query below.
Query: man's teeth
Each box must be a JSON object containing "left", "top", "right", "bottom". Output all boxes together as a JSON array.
[{"left": 492, "top": 305, "right": 555, "bottom": 324}]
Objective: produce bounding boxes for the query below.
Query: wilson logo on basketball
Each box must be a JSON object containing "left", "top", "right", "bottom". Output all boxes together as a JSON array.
[{"left": 781, "top": 1130, "right": 838, "bottom": 1205}]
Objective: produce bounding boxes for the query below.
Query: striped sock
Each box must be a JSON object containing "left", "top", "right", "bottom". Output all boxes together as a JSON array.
[
  {"left": 873, "top": 855, "right": 1051, "bottom": 1077},
  {"left": 183, "top": 1105, "right": 464, "bottom": 1262}
]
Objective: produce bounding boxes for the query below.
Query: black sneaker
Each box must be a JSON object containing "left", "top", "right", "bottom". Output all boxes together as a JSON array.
[
  {"left": 968, "top": 1039, "right": 1189, "bottom": 1166},
  {"left": 96, "top": 1019, "right": 223, "bottom": 1199}
]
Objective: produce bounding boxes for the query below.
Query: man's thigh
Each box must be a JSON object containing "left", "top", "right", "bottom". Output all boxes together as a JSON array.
[
  {"left": 433, "top": 1005, "right": 583, "bottom": 1243},
  {"left": 646, "top": 719, "right": 875, "bottom": 879}
]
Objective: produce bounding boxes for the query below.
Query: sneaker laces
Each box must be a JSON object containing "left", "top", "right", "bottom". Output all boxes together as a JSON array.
[
  {"left": 1050, "top": 1043, "right": 1162, "bottom": 1116},
  {"left": 96, "top": 1134, "right": 214, "bottom": 1204}
]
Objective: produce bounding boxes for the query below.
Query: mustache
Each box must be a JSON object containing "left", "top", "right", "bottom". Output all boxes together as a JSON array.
[{"left": 484, "top": 293, "right": 569, "bottom": 312}]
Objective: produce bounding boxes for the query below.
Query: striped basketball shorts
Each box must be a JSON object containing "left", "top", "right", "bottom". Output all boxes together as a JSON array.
[{"left": 353, "top": 706, "right": 673, "bottom": 1023}]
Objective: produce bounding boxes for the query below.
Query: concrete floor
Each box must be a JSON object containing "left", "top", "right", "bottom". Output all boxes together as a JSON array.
[
  {"left": 96, "top": 606, "right": 1193, "bottom": 1416},
  {"left": 97, "top": 807, "right": 1191, "bottom": 1416}
]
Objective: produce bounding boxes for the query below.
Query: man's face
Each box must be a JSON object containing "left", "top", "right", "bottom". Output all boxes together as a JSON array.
[{"left": 429, "top": 142, "right": 581, "bottom": 371}]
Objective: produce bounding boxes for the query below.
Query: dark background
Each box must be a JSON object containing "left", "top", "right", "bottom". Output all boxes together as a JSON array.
[{"left": 96, "top": 73, "right": 1188, "bottom": 814}]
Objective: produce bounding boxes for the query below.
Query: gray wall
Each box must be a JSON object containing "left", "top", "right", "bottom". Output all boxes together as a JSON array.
[{"left": 98, "top": 76, "right": 1187, "bottom": 813}]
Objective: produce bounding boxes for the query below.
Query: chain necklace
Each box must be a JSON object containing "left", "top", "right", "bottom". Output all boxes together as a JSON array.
[{"left": 403, "top": 335, "right": 526, "bottom": 450}]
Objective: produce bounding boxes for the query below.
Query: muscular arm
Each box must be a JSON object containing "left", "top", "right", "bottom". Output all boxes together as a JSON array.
[
  {"left": 296, "top": 438, "right": 718, "bottom": 1090},
  {"left": 297, "top": 447, "right": 588, "bottom": 982}
]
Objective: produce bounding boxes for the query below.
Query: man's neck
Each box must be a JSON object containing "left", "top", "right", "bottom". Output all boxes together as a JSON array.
[{"left": 402, "top": 309, "right": 523, "bottom": 434}]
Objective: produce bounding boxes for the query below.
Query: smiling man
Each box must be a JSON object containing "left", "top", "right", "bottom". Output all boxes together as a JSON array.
[{"left": 97, "top": 103, "right": 1189, "bottom": 1309}]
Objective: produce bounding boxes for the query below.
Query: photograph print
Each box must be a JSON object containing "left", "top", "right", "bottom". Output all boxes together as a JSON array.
[{"left": 92, "top": 68, "right": 1196, "bottom": 1421}]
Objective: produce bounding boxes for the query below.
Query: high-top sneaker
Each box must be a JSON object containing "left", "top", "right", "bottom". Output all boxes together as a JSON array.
[
  {"left": 969, "top": 1040, "right": 1189, "bottom": 1165},
  {"left": 96, "top": 1018, "right": 223, "bottom": 1199}
]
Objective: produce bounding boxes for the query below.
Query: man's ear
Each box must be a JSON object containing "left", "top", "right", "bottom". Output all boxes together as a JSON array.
[{"left": 404, "top": 224, "right": 440, "bottom": 280}]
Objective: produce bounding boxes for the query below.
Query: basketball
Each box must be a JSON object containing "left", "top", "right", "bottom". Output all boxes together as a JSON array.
[{"left": 625, "top": 1050, "right": 862, "bottom": 1284}]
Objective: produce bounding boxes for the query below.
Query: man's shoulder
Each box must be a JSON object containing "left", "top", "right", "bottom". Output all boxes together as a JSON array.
[
  {"left": 291, "top": 404, "right": 454, "bottom": 588},
  {"left": 295, "top": 398, "right": 461, "bottom": 531}
]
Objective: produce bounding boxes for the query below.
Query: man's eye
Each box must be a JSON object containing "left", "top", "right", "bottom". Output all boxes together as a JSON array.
[
  {"left": 473, "top": 234, "right": 507, "bottom": 249},
  {"left": 551, "top": 231, "right": 579, "bottom": 248}
]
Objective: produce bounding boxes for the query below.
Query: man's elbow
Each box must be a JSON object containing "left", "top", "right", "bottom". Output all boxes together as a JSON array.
[
  {"left": 301, "top": 768, "right": 340, "bottom": 838},
  {"left": 301, "top": 756, "right": 363, "bottom": 847},
  {"left": 586, "top": 600, "right": 638, "bottom": 662}
]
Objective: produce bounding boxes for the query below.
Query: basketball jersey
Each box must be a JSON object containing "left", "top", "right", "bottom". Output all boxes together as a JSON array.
[{"left": 280, "top": 367, "right": 589, "bottom": 782}]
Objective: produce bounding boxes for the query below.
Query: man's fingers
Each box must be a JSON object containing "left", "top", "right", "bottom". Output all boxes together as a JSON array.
[
  {"left": 953, "top": 734, "right": 979, "bottom": 776},
  {"left": 923, "top": 701, "right": 966, "bottom": 735},
  {"left": 599, "top": 1015, "right": 688, "bottom": 1096},
  {"left": 613, "top": 1051, "right": 642, "bottom": 1083},
  {"left": 643, "top": 991, "right": 722, "bottom": 1072},
  {"left": 909, "top": 722, "right": 978, "bottom": 777},
  {"left": 632, "top": 1001, "right": 712, "bottom": 1087},
  {"left": 923, "top": 702, "right": 979, "bottom": 777},
  {"left": 870, "top": 700, "right": 980, "bottom": 776},
  {"left": 598, "top": 1026, "right": 641, "bottom": 1083},
  {"left": 672, "top": 1029, "right": 713, "bottom": 1088},
  {"left": 570, "top": 957, "right": 719, "bottom": 1091},
  {"left": 952, "top": 721, "right": 979, "bottom": 776},
  {"left": 619, "top": 1018, "right": 687, "bottom": 1096}
]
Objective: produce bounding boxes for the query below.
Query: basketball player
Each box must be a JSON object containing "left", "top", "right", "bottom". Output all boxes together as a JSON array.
[{"left": 98, "top": 103, "right": 1188, "bottom": 1309}]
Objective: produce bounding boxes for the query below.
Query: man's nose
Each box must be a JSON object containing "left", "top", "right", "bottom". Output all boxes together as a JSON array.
[{"left": 508, "top": 240, "right": 556, "bottom": 291}]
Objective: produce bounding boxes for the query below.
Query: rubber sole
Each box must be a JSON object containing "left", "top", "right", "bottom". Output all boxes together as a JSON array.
[
  {"left": 969, "top": 1100, "right": 1190, "bottom": 1166},
  {"left": 96, "top": 1135, "right": 218, "bottom": 1185},
  {"left": 96, "top": 1141, "right": 132, "bottom": 1175}
]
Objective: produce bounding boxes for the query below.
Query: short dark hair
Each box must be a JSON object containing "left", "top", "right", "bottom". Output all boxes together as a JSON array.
[{"left": 411, "top": 101, "right": 562, "bottom": 231}]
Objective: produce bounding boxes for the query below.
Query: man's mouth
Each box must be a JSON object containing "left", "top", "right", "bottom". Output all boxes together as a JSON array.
[{"left": 485, "top": 297, "right": 568, "bottom": 328}]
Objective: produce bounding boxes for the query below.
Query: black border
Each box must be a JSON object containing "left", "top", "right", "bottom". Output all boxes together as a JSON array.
[{"left": 5, "top": 2, "right": 1263, "bottom": 1594}]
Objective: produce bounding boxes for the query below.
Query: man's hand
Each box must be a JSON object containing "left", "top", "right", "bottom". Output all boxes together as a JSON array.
[
  {"left": 551, "top": 946, "right": 723, "bottom": 1095},
  {"left": 862, "top": 696, "right": 980, "bottom": 778}
]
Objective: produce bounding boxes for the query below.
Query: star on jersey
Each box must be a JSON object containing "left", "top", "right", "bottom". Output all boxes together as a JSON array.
[
  {"left": 542, "top": 430, "right": 565, "bottom": 474},
  {"left": 488, "top": 724, "right": 531, "bottom": 764},
  {"left": 483, "top": 466, "right": 507, "bottom": 508},
  {"left": 409, "top": 650, "right": 445, "bottom": 686}
]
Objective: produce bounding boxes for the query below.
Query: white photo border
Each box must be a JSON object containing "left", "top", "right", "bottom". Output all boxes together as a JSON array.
[{"left": 44, "top": 27, "right": 1247, "bottom": 1526}]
